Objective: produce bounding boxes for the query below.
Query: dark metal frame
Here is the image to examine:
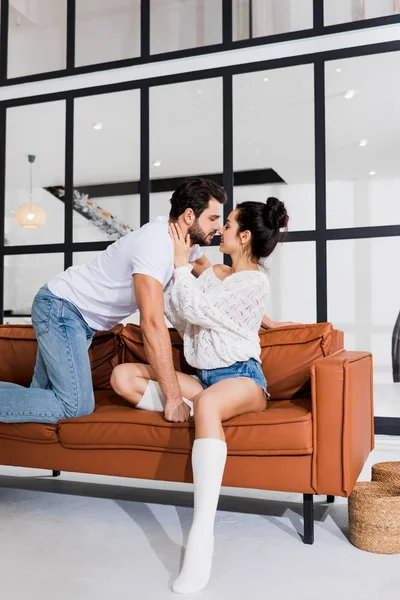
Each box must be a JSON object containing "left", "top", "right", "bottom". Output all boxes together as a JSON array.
[
  {"left": 0, "top": 0, "right": 400, "bottom": 86},
  {"left": 0, "top": 10, "right": 399, "bottom": 437}
]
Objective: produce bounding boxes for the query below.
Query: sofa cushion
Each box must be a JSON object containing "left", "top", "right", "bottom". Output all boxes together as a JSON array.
[
  {"left": 0, "top": 325, "right": 37, "bottom": 387},
  {"left": 0, "top": 421, "right": 58, "bottom": 444},
  {"left": 120, "top": 322, "right": 336, "bottom": 401},
  {"left": 121, "top": 324, "right": 195, "bottom": 374},
  {"left": 89, "top": 325, "right": 124, "bottom": 390},
  {"left": 57, "top": 390, "right": 312, "bottom": 456},
  {"left": 0, "top": 324, "right": 122, "bottom": 390},
  {"left": 259, "top": 323, "right": 335, "bottom": 400}
]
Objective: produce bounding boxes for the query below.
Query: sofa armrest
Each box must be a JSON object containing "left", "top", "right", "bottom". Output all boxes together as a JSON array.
[{"left": 311, "top": 350, "right": 374, "bottom": 497}]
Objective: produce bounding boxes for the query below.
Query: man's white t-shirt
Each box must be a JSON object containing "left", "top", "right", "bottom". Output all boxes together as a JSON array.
[{"left": 47, "top": 217, "right": 202, "bottom": 331}]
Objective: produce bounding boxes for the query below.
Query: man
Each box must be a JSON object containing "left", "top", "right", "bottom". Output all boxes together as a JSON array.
[{"left": 0, "top": 178, "right": 226, "bottom": 425}]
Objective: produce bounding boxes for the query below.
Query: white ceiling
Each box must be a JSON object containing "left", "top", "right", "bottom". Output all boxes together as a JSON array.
[{"left": 4, "top": 50, "right": 400, "bottom": 197}]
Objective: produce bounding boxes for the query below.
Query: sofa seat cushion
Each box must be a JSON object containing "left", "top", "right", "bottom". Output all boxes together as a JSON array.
[
  {"left": 58, "top": 391, "right": 312, "bottom": 456},
  {"left": 0, "top": 421, "right": 59, "bottom": 444}
]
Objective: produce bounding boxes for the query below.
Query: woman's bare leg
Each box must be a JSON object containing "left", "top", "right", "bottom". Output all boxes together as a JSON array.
[
  {"left": 110, "top": 363, "right": 203, "bottom": 407},
  {"left": 193, "top": 377, "right": 267, "bottom": 439},
  {"left": 173, "top": 378, "right": 266, "bottom": 594}
]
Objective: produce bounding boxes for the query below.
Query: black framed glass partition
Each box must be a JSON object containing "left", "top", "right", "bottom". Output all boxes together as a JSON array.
[
  {"left": 1, "top": 1, "right": 400, "bottom": 85},
  {"left": 325, "top": 49, "right": 400, "bottom": 425},
  {"left": 0, "top": 17, "right": 399, "bottom": 435}
]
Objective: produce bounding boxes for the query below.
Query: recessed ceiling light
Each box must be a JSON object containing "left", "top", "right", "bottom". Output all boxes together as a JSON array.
[
  {"left": 359, "top": 139, "right": 368, "bottom": 147},
  {"left": 153, "top": 160, "right": 162, "bottom": 168},
  {"left": 93, "top": 122, "right": 103, "bottom": 130},
  {"left": 336, "top": 68, "right": 342, "bottom": 73},
  {"left": 369, "top": 170, "right": 376, "bottom": 176},
  {"left": 263, "top": 77, "right": 269, "bottom": 82},
  {"left": 344, "top": 90, "right": 355, "bottom": 99}
]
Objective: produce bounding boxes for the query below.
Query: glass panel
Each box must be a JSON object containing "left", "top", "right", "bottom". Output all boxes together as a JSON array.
[
  {"left": 75, "top": 0, "right": 140, "bottom": 67},
  {"left": 326, "top": 53, "right": 400, "bottom": 229},
  {"left": 8, "top": 0, "right": 67, "bottom": 78},
  {"left": 5, "top": 101, "right": 65, "bottom": 247},
  {"left": 233, "top": 66, "right": 315, "bottom": 232},
  {"left": 150, "top": 0, "right": 222, "bottom": 54},
  {"left": 233, "top": 0, "right": 313, "bottom": 41},
  {"left": 324, "top": 0, "right": 400, "bottom": 26},
  {"left": 73, "top": 90, "right": 140, "bottom": 242},
  {"left": 201, "top": 245, "right": 222, "bottom": 266},
  {"left": 150, "top": 191, "right": 172, "bottom": 221},
  {"left": 263, "top": 241, "right": 316, "bottom": 324},
  {"left": 150, "top": 77, "right": 223, "bottom": 180},
  {"left": 327, "top": 238, "right": 400, "bottom": 418},
  {"left": 3, "top": 253, "right": 64, "bottom": 319}
]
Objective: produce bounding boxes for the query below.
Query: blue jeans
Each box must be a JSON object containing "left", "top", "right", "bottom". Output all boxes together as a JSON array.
[
  {"left": 0, "top": 285, "right": 96, "bottom": 424},
  {"left": 194, "top": 358, "right": 268, "bottom": 395}
]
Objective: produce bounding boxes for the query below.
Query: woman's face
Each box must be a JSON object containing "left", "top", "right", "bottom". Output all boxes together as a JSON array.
[{"left": 219, "top": 209, "right": 241, "bottom": 255}]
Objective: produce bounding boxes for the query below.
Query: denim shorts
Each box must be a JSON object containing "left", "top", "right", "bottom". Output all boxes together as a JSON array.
[{"left": 193, "top": 358, "right": 269, "bottom": 396}]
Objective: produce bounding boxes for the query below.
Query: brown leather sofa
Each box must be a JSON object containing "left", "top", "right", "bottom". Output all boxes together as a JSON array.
[{"left": 0, "top": 322, "right": 374, "bottom": 544}]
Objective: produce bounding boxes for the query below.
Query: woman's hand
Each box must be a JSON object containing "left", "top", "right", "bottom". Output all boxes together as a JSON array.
[
  {"left": 168, "top": 223, "right": 192, "bottom": 268},
  {"left": 261, "top": 314, "right": 303, "bottom": 329}
]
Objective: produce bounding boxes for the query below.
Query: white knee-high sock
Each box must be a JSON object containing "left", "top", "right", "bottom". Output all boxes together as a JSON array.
[
  {"left": 172, "top": 438, "right": 227, "bottom": 594},
  {"left": 136, "top": 380, "right": 193, "bottom": 416}
]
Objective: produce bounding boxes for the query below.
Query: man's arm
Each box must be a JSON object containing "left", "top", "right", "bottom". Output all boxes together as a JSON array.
[
  {"left": 133, "top": 274, "right": 189, "bottom": 423},
  {"left": 189, "top": 254, "right": 212, "bottom": 278}
]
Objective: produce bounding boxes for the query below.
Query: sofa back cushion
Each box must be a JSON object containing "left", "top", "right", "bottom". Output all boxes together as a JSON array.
[
  {"left": 121, "top": 322, "right": 338, "bottom": 400},
  {"left": 0, "top": 325, "right": 37, "bottom": 387},
  {"left": 121, "top": 324, "right": 195, "bottom": 374},
  {"left": 0, "top": 324, "right": 123, "bottom": 390},
  {"left": 0, "top": 322, "right": 340, "bottom": 398},
  {"left": 259, "top": 323, "right": 335, "bottom": 399},
  {"left": 88, "top": 325, "right": 124, "bottom": 389}
]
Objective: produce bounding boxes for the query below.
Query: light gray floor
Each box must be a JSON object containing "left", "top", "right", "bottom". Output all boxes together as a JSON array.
[{"left": 0, "top": 436, "right": 399, "bottom": 600}]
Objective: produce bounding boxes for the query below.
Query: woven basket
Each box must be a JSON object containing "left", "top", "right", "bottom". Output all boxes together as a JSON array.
[
  {"left": 372, "top": 461, "right": 400, "bottom": 485},
  {"left": 348, "top": 482, "right": 400, "bottom": 554}
]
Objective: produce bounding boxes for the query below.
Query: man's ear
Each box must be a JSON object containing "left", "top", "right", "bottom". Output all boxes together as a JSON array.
[{"left": 183, "top": 208, "right": 194, "bottom": 224}]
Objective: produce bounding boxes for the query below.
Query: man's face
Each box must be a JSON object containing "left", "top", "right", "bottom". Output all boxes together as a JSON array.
[{"left": 188, "top": 198, "right": 222, "bottom": 246}]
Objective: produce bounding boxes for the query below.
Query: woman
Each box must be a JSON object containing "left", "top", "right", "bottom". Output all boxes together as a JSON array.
[{"left": 111, "top": 197, "right": 289, "bottom": 594}]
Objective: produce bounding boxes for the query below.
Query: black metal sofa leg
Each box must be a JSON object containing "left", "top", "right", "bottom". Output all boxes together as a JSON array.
[
  {"left": 303, "top": 494, "right": 314, "bottom": 544},
  {"left": 52, "top": 470, "right": 61, "bottom": 477}
]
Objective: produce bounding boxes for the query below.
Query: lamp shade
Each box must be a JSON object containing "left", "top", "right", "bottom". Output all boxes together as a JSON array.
[{"left": 15, "top": 203, "right": 47, "bottom": 228}]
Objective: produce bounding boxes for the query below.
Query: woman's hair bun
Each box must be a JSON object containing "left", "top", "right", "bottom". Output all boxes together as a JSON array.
[{"left": 263, "top": 197, "right": 289, "bottom": 230}]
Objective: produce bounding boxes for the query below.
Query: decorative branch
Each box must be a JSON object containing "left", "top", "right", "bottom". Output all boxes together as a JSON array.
[{"left": 46, "top": 186, "right": 133, "bottom": 240}]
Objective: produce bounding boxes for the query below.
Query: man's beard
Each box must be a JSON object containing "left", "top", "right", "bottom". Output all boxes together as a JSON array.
[{"left": 188, "top": 219, "right": 214, "bottom": 246}]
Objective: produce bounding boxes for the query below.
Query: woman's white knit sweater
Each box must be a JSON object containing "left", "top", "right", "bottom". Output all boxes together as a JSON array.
[{"left": 164, "top": 265, "right": 269, "bottom": 370}]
